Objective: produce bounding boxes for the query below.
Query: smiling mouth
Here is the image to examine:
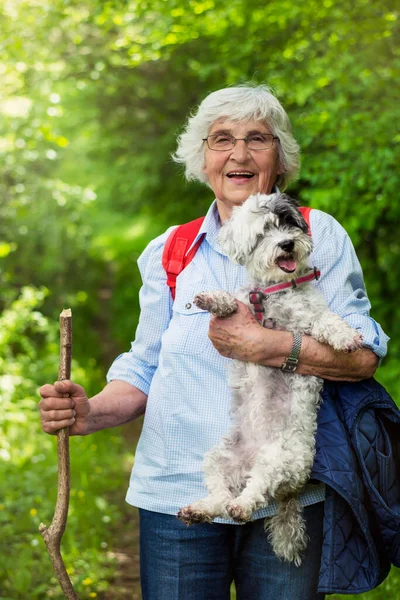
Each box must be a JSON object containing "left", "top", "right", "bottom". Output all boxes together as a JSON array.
[
  {"left": 227, "top": 172, "right": 255, "bottom": 179},
  {"left": 276, "top": 257, "right": 297, "bottom": 273}
]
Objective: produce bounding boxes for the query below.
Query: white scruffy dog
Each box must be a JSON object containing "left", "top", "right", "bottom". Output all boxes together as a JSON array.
[{"left": 177, "top": 193, "right": 363, "bottom": 565}]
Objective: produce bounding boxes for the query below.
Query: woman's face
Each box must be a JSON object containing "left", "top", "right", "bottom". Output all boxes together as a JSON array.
[{"left": 202, "top": 119, "right": 282, "bottom": 221}]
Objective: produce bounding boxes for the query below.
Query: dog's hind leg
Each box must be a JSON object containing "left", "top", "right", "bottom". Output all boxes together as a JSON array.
[
  {"left": 177, "top": 444, "right": 235, "bottom": 524},
  {"left": 226, "top": 436, "right": 313, "bottom": 523},
  {"left": 225, "top": 443, "right": 282, "bottom": 523},
  {"left": 264, "top": 496, "right": 308, "bottom": 566}
]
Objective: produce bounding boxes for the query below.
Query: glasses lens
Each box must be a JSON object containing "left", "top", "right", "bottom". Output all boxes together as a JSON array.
[
  {"left": 208, "top": 134, "right": 234, "bottom": 150},
  {"left": 247, "top": 134, "right": 274, "bottom": 150},
  {"left": 206, "top": 133, "right": 276, "bottom": 150}
]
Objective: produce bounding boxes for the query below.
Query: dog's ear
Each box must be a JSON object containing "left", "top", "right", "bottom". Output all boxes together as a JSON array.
[
  {"left": 218, "top": 194, "right": 274, "bottom": 264},
  {"left": 271, "top": 193, "right": 308, "bottom": 233},
  {"left": 217, "top": 221, "right": 247, "bottom": 265}
]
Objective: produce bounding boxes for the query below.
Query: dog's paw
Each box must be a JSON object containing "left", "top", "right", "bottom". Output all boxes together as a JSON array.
[
  {"left": 312, "top": 313, "right": 365, "bottom": 353},
  {"left": 193, "top": 292, "right": 216, "bottom": 313},
  {"left": 177, "top": 505, "right": 213, "bottom": 526},
  {"left": 332, "top": 331, "right": 363, "bottom": 353},
  {"left": 193, "top": 291, "right": 238, "bottom": 317},
  {"left": 226, "top": 501, "right": 253, "bottom": 523},
  {"left": 344, "top": 332, "right": 364, "bottom": 353}
]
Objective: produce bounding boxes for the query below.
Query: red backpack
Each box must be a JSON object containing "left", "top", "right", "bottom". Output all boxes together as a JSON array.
[{"left": 162, "top": 207, "right": 312, "bottom": 300}]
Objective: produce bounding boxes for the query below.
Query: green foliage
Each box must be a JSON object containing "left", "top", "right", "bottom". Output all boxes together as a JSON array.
[
  {"left": 1, "top": 0, "right": 399, "bottom": 596},
  {"left": 2, "top": 0, "right": 398, "bottom": 386},
  {"left": 0, "top": 289, "right": 130, "bottom": 598}
]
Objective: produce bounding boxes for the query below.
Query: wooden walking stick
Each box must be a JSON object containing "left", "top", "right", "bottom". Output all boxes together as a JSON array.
[{"left": 39, "top": 309, "right": 79, "bottom": 599}]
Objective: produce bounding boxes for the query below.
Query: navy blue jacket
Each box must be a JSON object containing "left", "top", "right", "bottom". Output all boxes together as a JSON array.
[{"left": 311, "top": 378, "right": 400, "bottom": 594}]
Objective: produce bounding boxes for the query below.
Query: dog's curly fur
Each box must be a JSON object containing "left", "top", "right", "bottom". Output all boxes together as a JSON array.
[{"left": 177, "top": 193, "right": 363, "bottom": 565}]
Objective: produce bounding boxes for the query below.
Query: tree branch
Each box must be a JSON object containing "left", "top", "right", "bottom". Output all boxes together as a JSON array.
[{"left": 39, "top": 309, "right": 79, "bottom": 599}]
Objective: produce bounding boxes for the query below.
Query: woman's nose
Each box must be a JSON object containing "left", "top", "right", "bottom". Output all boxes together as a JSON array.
[{"left": 230, "top": 139, "right": 249, "bottom": 161}]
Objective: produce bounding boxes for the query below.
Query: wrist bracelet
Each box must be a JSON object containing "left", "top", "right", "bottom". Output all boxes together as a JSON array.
[{"left": 281, "top": 332, "right": 303, "bottom": 372}]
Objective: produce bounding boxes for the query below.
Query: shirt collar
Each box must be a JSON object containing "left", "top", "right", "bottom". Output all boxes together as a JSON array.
[{"left": 186, "top": 199, "right": 224, "bottom": 255}]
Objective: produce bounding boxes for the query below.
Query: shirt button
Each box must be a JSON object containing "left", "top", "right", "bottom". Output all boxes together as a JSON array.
[{"left": 185, "top": 302, "right": 192, "bottom": 309}]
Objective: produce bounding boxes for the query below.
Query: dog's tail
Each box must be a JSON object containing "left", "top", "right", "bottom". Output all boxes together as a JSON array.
[{"left": 264, "top": 496, "right": 308, "bottom": 566}]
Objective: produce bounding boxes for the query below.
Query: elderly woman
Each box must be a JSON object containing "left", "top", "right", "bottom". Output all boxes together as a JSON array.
[{"left": 39, "top": 85, "right": 388, "bottom": 600}]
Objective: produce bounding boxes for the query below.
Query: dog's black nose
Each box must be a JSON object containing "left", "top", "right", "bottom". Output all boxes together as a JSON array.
[{"left": 279, "top": 240, "right": 295, "bottom": 253}]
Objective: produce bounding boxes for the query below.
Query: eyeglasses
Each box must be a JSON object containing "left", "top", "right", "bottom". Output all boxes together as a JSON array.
[{"left": 203, "top": 133, "right": 279, "bottom": 151}]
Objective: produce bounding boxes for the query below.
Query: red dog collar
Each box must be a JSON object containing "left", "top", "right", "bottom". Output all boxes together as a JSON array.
[{"left": 249, "top": 268, "right": 321, "bottom": 325}]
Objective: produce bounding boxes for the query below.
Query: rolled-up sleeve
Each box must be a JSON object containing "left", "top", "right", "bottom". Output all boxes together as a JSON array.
[
  {"left": 106, "top": 227, "right": 176, "bottom": 394},
  {"left": 310, "top": 210, "right": 389, "bottom": 359}
]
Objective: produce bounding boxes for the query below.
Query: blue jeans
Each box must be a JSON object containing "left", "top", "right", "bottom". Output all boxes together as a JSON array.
[{"left": 139, "top": 502, "right": 325, "bottom": 600}]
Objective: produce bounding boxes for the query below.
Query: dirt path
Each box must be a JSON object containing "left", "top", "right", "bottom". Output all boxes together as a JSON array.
[{"left": 101, "top": 502, "right": 142, "bottom": 599}]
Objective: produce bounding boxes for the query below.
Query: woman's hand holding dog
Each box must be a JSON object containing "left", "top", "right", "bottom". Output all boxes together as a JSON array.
[
  {"left": 208, "top": 300, "right": 378, "bottom": 381},
  {"left": 208, "top": 300, "right": 293, "bottom": 365}
]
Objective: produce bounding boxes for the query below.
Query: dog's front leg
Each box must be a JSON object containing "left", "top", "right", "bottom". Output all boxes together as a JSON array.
[
  {"left": 310, "top": 310, "right": 363, "bottom": 352},
  {"left": 194, "top": 290, "right": 238, "bottom": 318}
]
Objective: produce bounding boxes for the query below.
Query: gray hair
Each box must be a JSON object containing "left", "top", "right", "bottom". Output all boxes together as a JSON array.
[{"left": 173, "top": 84, "right": 300, "bottom": 190}]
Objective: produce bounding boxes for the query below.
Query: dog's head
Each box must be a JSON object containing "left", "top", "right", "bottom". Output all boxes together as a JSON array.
[{"left": 217, "top": 193, "right": 313, "bottom": 283}]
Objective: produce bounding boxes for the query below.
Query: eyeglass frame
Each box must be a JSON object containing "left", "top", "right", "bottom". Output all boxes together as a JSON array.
[{"left": 202, "top": 133, "right": 280, "bottom": 151}]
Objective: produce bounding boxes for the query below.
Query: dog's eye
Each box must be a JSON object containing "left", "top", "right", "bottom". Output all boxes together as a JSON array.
[
  {"left": 262, "top": 217, "right": 278, "bottom": 231},
  {"left": 276, "top": 215, "right": 305, "bottom": 232},
  {"left": 289, "top": 217, "right": 308, "bottom": 232}
]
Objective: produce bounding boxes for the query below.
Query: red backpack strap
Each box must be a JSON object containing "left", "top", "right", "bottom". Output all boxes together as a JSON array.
[
  {"left": 162, "top": 217, "right": 205, "bottom": 300},
  {"left": 299, "top": 206, "right": 312, "bottom": 236}
]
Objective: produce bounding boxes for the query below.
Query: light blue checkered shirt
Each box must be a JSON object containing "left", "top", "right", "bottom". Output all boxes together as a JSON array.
[{"left": 107, "top": 201, "right": 388, "bottom": 522}]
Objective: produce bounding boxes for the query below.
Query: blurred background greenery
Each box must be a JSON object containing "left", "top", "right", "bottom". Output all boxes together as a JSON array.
[{"left": 1, "top": 0, "right": 399, "bottom": 597}]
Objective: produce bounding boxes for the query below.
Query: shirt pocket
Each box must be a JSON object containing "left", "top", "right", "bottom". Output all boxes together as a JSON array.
[
  {"left": 166, "top": 287, "right": 211, "bottom": 354},
  {"left": 163, "top": 260, "right": 213, "bottom": 355}
]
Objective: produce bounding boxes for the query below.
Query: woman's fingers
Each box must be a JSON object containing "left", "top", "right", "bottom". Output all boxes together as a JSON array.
[
  {"left": 41, "top": 417, "right": 76, "bottom": 434},
  {"left": 38, "top": 380, "right": 90, "bottom": 435}
]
